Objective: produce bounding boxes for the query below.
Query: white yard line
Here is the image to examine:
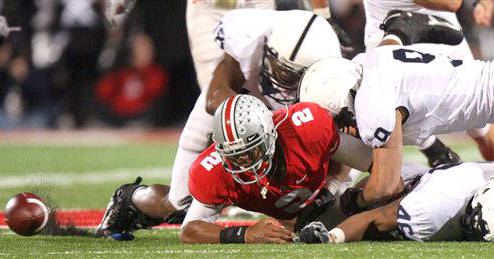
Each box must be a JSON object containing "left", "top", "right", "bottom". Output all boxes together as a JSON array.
[{"left": 0, "top": 167, "right": 172, "bottom": 189}]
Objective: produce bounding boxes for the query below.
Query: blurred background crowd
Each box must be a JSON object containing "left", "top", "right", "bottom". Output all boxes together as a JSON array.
[{"left": 0, "top": 0, "right": 491, "bottom": 129}]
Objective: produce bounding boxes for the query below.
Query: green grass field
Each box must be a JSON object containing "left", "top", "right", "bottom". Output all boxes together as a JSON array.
[{"left": 0, "top": 133, "right": 493, "bottom": 259}]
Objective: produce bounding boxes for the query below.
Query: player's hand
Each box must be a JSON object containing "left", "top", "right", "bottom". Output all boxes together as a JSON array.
[
  {"left": 473, "top": 0, "right": 493, "bottom": 27},
  {"left": 244, "top": 218, "right": 294, "bottom": 244},
  {"left": 0, "top": 16, "right": 9, "bottom": 38},
  {"left": 105, "top": 0, "right": 137, "bottom": 27}
]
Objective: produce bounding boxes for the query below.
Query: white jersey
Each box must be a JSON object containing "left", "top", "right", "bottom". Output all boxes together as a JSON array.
[
  {"left": 352, "top": 45, "right": 494, "bottom": 147},
  {"left": 398, "top": 162, "right": 494, "bottom": 241},
  {"left": 215, "top": 9, "right": 341, "bottom": 110}
]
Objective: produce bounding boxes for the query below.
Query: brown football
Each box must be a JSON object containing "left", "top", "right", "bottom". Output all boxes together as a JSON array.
[{"left": 4, "top": 192, "right": 51, "bottom": 236}]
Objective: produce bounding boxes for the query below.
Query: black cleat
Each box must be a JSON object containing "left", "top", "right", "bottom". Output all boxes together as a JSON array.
[
  {"left": 420, "top": 139, "right": 462, "bottom": 168},
  {"left": 380, "top": 10, "right": 464, "bottom": 46},
  {"left": 96, "top": 177, "right": 164, "bottom": 238}
]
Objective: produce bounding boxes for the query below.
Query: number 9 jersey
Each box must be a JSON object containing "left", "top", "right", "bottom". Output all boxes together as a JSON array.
[
  {"left": 352, "top": 45, "right": 493, "bottom": 148},
  {"left": 188, "top": 102, "right": 340, "bottom": 220}
]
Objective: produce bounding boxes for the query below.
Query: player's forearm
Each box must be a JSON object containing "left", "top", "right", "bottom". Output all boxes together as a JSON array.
[
  {"left": 363, "top": 111, "right": 404, "bottom": 205},
  {"left": 180, "top": 220, "right": 224, "bottom": 243},
  {"left": 336, "top": 199, "right": 401, "bottom": 242},
  {"left": 206, "top": 54, "right": 245, "bottom": 115},
  {"left": 413, "top": 0, "right": 462, "bottom": 12}
]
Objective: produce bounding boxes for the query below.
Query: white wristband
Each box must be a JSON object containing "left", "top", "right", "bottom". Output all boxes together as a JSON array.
[
  {"left": 328, "top": 228, "right": 345, "bottom": 244},
  {"left": 382, "top": 34, "right": 403, "bottom": 46},
  {"left": 313, "top": 7, "right": 331, "bottom": 19}
]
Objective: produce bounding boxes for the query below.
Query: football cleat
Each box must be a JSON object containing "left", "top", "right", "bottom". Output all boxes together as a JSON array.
[
  {"left": 420, "top": 138, "right": 462, "bottom": 168},
  {"left": 294, "top": 188, "right": 336, "bottom": 232},
  {"left": 96, "top": 177, "right": 164, "bottom": 240},
  {"left": 380, "top": 10, "right": 464, "bottom": 46}
]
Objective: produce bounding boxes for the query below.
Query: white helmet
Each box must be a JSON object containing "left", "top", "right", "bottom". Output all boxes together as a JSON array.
[
  {"left": 261, "top": 10, "right": 341, "bottom": 105},
  {"left": 464, "top": 178, "right": 494, "bottom": 241},
  {"left": 212, "top": 95, "right": 277, "bottom": 185},
  {"left": 298, "top": 57, "right": 362, "bottom": 127}
]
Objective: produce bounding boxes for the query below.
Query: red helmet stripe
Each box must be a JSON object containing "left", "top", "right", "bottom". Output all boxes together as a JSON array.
[{"left": 222, "top": 96, "right": 237, "bottom": 142}]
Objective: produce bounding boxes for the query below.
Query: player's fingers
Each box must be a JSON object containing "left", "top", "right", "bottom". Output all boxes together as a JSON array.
[
  {"left": 264, "top": 236, "right": 289, "bottom": 244},
  {"left": 265, "top": 227, "right": 294, "bottom": 241}
]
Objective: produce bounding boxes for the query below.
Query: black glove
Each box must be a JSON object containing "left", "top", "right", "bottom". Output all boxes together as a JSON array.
[
  {"left": 339, "top": 187, "right": 367, "bottom": 216},
  {"left": 96, "top": 177, "right": 164, "bottom": 239},
  {"left": 380, "top": 10, "right": 463, "bottom": 46},
  {"left": 294, "top": 188, "right": 336, "bottom": 232},
  {"left": 297, "top": 221, "right": 330, "bottom": 243},
  {"left": 461, "top": 202, "right": 489, "bottom": 241}
]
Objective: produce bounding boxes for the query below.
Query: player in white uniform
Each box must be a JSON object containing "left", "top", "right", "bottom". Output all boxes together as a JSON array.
[
  {"left": 298, "top": 162, "right": 494, "bottom": 243},
  {"left": 363, "top": 0, "right": 494, "bottom": 164},
  {"left": 299, "top": 10, "right": 494, "bottom": 216}
]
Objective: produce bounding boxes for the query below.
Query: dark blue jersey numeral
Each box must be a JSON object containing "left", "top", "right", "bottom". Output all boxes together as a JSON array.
[
  {"left": 397, "top": 205, "right": 415, "bottom": 236},
  {"left": 392, "top": 48, "right": 462, "bottom": 67}
]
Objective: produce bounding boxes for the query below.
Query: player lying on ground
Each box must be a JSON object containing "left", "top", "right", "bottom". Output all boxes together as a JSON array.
[
  {"left": 299, "top": 162, "right": 494, "bottom": 243},
  {"left": 180, "top": 94, "right": 345, "bottom": 243},
  {"left": 299, "top": 10, "right": 494, "bottom": 216}
]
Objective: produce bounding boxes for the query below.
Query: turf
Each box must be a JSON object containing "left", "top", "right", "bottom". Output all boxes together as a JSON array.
[
  {"left": 1, "top": 229, "right": 494, "bottom": 259},
  {"left": 0, "top": 139, "right": 490, "bottom": 259}
]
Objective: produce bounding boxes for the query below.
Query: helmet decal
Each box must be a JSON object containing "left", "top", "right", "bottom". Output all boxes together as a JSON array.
[{"left": 290, "top": 14, "right": 317, "bottom": 61}]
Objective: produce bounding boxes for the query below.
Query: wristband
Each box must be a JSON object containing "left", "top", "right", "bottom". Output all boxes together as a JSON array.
[
  {"left": 219, "top": 226, "right": 248, "bottom": 243},
  {"left": 328, "top": 228, "right": 345, "bottom": 244}
]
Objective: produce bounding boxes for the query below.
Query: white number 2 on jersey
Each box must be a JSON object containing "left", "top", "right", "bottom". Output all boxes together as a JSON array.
[
  {"left": 200, "top": 151, "right": 222, "bottom": 171},
  {"left": 292, "top": 108, "right": 314, "bottom": 126}
]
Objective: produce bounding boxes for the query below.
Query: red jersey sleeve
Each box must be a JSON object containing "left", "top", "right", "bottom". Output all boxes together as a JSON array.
[{"left": 188, "top": 145, "right": 235, "bottom": 206}]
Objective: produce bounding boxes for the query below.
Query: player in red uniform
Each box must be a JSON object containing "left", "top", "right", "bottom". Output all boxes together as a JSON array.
[{"left": 180, "top": 94, "right": 344, "bottom": 244}]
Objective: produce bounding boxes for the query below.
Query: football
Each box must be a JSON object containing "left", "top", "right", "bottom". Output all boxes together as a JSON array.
[{"left": 4, "top": 192, "right": 51, "bottom": 236}]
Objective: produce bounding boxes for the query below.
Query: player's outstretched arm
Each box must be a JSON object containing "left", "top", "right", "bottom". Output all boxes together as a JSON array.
[
  {"left": 363, "top": 110, "right": 405, "bottom": 206},
  {"left": 299, "top": 198, "right": 401, "bottom": 243},
  {"left": 413, "top": 0, "right": 462, "bottom": 12},
  {"left": 205, "top": 53, "right": 246, "bottom": 115},
  {"left": 181, "top": 218, "right": 294, "bottom": 244},
  {"left": 336, "top": 198, "right": 401, "bottom": 242}
]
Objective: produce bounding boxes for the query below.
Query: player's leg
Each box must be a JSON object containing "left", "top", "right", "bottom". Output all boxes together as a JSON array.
[{"left": 134, "top": 92, "right": 213, "bottom": 216}]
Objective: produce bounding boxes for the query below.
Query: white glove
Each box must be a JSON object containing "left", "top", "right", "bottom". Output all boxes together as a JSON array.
[
  {"left": 105, "top": 0, "right": 137, "bottom": 27},
  {"left": 0, "top": 16, "right": 9, "bottom": 38}
]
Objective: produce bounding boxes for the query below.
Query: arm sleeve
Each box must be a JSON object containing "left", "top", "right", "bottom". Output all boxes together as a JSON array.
[
  {"left": 180, "top": 199, "right": 223, "bottom": 231},
  {"left": 354, "top": 76, "right": 397, "bottom": 148}
]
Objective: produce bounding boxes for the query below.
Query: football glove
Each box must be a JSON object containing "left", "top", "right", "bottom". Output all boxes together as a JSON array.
[
  {"left": 294, "top": 188, "right": 336, "bottom": 232},
  {"left": 461, "top": 202, "right": 489, "bottom": 241},
  {"left": 96, "top": 177, "right": 164, "bottom": 240},
  {"left": 380, "top": 10, "right": 464, "bottom": 46},
  {"left": 297, "top": 221, "right": 330, "bottom": 244},
  {"left": 339, "top": 187, "right": 367, "bottom": 216}
]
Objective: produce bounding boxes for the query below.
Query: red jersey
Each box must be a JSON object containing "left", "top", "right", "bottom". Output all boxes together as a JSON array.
[{"left": 188, "top": 102, "right": 340, "bottom": 220}]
